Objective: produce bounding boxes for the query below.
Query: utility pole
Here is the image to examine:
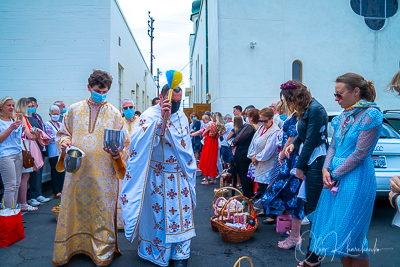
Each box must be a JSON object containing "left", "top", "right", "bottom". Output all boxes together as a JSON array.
[
  {"left": 148, "top": 11, "right": 155, "bottom": 75},
  {"left": 156, "top": 68, "right": 162, "bottom": 95}
]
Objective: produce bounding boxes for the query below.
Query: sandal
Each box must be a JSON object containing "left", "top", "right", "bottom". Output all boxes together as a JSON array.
[
  {"left": 278, "top": 234, "right": 301, "bottom": 250},
  {"left": 262, "top": 218, "right": 276, "bottom": 224},
  {"left": 53, "top": 193, "right": 62, "bottom": 199},
  {"left": 297, "top": 261, "right": 321, "bottom": 267},
  {"left": 21, "top": 204, "right": 38, "bottom": 212},
  {"left": 210, "top": 180, "right": 217, "bottom": 185},
  {"left": 200, "top": 181, "right": 210, "bottom": 185}
]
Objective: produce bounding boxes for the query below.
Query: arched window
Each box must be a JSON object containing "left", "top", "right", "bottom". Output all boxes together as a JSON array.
[{"left": 292, "top": 60, "right": 302, "bottom": 82}]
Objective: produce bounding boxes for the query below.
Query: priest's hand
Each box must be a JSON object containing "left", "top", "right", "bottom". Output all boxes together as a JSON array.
[
  {"left": 103, "top": 147, "right": 121, "bottom": 158},
  {"left": 61, "top": 141, "right": 72, "bottom": 153},
  {"left": 160, "top": 98, "right": 172, "bottom": 118}
]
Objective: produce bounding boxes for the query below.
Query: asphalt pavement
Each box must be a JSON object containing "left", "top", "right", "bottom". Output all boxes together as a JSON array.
[{"left": 0, "top": 176, "right": 398, "bottom": 267}]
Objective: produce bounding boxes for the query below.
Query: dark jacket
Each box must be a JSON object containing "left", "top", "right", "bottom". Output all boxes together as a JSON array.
[
  {"left": 27, "top": 113, "right": 48, "bottom": 157},
  {"left": 292, "top": 98, "right": 328, "bottom": 171}
]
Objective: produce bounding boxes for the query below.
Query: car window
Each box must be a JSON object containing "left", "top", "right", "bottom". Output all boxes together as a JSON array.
[
  {"left": 386, "top": 118, "right": 400, "bottom": 132},
  {"left": 327, "top": 121, "right": 400, "bottom": 139}
]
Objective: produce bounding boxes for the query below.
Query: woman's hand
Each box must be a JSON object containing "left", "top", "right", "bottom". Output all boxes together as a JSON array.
[
  {"left": 295, "top": 168, "right": 305, "bottom": 181},
  {"left": 252, "top": 155, "right": 258, "bottom": 165},
  {"left": 389, "top": 176, "right": 400, "bottom": 194},
  {"left": 285, "top": 144, "right": 294, "bottom": 158},
  {"left": 9, "top": 120, "right": 22, "bottom": 130},
  {"left": 323, "top": 168, "right": 334, "bottom": 189},
  {"left": 278, "top": 151, "right": 285, "bottom": 165}
]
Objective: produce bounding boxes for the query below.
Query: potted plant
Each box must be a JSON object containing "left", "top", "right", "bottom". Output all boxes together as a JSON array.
[{"left": 52, "top": 202, "right": 60, "bottom": 221}]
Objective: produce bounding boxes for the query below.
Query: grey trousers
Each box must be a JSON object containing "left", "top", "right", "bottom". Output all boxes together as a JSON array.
[{"left": 0, "top": 152, "right": 23, "bottom": 209}]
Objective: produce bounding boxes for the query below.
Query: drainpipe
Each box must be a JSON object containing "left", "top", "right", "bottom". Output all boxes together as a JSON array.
[{"left": 205, "top": 0, "right": 209, "bottom": 103}]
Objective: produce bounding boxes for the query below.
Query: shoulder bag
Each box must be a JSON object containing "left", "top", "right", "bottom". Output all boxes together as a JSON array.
[{"left": 22, "top": 139, "right": 35, "bottom": 169}]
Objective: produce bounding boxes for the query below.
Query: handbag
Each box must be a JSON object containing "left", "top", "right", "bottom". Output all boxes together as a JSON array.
[
  {"left": 276, "top": 213, "right": 292, "bottom": 233},
  {"left": 0, "top": 202, "right": 25, "bottom": 247},
  {"left": 22, "top": 139, "right": 34, "bottom": 169}
]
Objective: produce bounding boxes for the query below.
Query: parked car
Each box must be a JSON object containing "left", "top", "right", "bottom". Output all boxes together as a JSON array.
[
  {"left": 327, "top": 112, "right": 400, "bottom": 197},
  {"left": 383, "top": 110, "right": 400, "bottom": 132}
]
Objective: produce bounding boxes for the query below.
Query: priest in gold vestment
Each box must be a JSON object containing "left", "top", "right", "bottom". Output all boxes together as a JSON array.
[
  {"left": 52, "top": 70, "right": 128, "bottom": 266},
  {"left": 117, "top": 98, "right": 139, "bottom": 229}
]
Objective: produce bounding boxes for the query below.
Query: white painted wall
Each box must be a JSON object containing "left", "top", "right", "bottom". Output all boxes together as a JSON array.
[
  {"left": 190, "top": 0, "right": 400, "bottom": 116},
  {"left": 0, "top": 0, "right": 111, "bottom": 115},
  {"left": 110, "top": 0, "right": 156, "bottom": 112}
]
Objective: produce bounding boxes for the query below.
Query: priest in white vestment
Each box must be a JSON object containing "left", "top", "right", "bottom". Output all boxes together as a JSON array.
[{"left": 121, "top": 85, "right": 197, "bottom": 267}]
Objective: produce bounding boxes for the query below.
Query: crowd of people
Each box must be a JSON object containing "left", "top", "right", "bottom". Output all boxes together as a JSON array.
[
  {"left": 188, "top": 72, "right": 400, "bottom": 267},
  {"left": 0, "top": 97, "right": 67, "bottom": 212},
  {"left": 1, "top": 69, "right": 400, "bottom": 267}
]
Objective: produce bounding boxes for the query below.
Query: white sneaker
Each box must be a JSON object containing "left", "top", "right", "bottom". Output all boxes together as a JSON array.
[
  {"left": 37, "top": 195, "right": 50, "bottom": 203},
  {"left": 301, "top": 216, "right": 310, "bottom": 225},
  {"left": 27, "top": 199, "right": 41, "bottom": 207}
]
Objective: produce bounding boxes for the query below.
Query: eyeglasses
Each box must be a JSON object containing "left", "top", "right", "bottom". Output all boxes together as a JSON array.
[
  {"left": 259, "top": 120, "right": 269, "bottom": 123},
  {"left": 123, "top": 106, "right": 134, "bottom": 110},
  {"left": 333, "top": 92, "right": 344, "bottom": 99}
]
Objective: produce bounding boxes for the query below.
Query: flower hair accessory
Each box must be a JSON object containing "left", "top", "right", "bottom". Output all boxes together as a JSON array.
[{"left": 280, "top": 82, "right": 297, "bottom": 90}]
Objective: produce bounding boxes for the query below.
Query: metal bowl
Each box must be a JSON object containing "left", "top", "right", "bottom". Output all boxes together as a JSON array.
[
  {"left": 103, "top": 129, "right": 125, "bottom": 153},
  {"left": 64, "top": 146, "right": 85, "bottom": 173}
]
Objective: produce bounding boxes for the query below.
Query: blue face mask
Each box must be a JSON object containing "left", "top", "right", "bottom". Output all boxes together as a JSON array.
[
  {"left": 91, "top": 90, "right": 107, "bottom": 103},
  {"left": 225, "top": 120, "right": 227, "bottom": 123},
  {"left": 280, "top": 114, "right": 287, "bottom": 121},
  {"left": 124, "top": 109, "right": 135, "bottom": 119},
  {"left": 192, "top": 117, "right": 197, "bottom": 121},
  {"left": 27, "top": 107, "right": 36, "bottom": 114},
  {"left": 62, "top": 108, "right": 67, "bottom": 114}
]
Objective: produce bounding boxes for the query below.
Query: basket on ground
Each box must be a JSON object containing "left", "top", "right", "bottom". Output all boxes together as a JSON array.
[
  {"left": 211, "top": 187, "right": 243, "bottom": 232},
  {"left": 216, "top": 195, "right": 258, "bottom": 243}
]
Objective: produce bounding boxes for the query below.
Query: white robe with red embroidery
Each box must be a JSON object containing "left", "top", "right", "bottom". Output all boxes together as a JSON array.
[{"left": 121, "top": 105, "right": 196, "bottom": 266}]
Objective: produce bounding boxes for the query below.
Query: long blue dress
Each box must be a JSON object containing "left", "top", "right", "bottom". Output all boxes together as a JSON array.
[
  {"left": 259, "top": 113, "right": 305, "bottom": 220},
  {"left": 309, "top": 107, "right": 382, "bottom": 259}
]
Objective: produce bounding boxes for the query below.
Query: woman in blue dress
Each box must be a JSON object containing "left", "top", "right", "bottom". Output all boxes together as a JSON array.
[{"left": 308, "top": 73, "right": 382, "bottom": 267}]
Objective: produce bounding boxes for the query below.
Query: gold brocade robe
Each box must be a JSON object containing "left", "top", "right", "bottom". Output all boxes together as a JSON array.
[
  {"left": 52, "top": 99, "right": 128, "bottom": 266},
  {"left": 117, "top": 116, "right": 139, "bottom": 229}
]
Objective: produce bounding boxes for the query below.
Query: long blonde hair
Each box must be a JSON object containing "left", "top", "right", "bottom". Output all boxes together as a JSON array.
[
  {"left": 213, "top": 112, "right": 226, "bottom": 135},
  {"left": 387, "top": 70, "right": 400, "bottom": 95},
  {"left": 0, "top": 97, "right": 14, "bottom": 119},
  {"left": 234, "top": 115, "right": 243, "bottom": 135},
  {"left": 15, "top": 97, "right": 31, "bottom": 117}
]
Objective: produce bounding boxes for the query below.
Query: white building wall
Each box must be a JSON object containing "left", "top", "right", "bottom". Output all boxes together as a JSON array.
[
  {"left": 110, "top": 0, "right": 156, "bottom": 112},
  {"left": 190, "top": 0, "right": 400, "bottom": 116},
  {"left": 190, "top": 3, "right": 207, "bottom": 104},
  {"left": 0, "top": 0, "right": 111, "bottom": 116}
]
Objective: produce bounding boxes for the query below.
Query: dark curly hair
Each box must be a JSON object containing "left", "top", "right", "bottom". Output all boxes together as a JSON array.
[
  {"left": 280, "top": 80, "right": 312, "bottom": 118},
  {"left": 88, "top": 70, "right": 113, "bottom": 89}
]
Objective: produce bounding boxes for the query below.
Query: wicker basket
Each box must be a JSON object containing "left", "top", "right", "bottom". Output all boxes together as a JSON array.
[
  {"left": 216, "top": 195, "right": 258, "bottom": 243},
  {"left": 233, "top": 256, "right": 253, "bottom": 267},
  {"left": 211, "top": 187, "right": 243, "bottom": 232}
]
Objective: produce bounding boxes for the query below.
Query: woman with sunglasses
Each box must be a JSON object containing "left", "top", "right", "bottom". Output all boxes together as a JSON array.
[
  {"left": 302, "top": 73, "right": 381, "bottom": 267},
  {"left": 247, "top": 107, "right": 280, "bottom": 198}
]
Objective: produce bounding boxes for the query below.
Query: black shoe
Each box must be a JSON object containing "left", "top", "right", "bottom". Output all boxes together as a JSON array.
[
  {"left": 254, "top": 192, "right": 263, "bottom": 199},
  {"left": 173, "top": 259, "right": 188, "bottom": 267}
]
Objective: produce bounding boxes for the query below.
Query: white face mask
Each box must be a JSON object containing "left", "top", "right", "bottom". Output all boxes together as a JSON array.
[{"left": 51, "top": 114, "right": 60, "bottom": 121}]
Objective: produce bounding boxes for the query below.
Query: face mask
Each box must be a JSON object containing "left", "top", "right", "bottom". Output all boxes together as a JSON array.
[
  {"left": 51, "top": 114, "right": 60, "bottom": 121},
  {"left": 280, "top": 114, "right": 287, "bottom": 121},
  {"left": 124, "top": 109, "right": 135, "bottom": 119},
  {"left": 225, "top": 120, "right": 227, "bottom": 123},
  {"left": 192, "top": 117, "right": 197, "bottom": 121},
  {"left": 27, "top": 107, "right": 36, "bottom": 114},
  {"left": 171, "top": 101, "right": 181, "bottom": 114},
  {"left": 92, "top": 90, "right": 107, "bottom": 103},
  {"left": 62, "top": 108, "right": 67, "bottom": 114}
]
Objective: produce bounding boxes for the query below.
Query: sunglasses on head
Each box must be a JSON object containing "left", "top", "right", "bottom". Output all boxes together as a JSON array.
[
  {"left": 123, "top": 106, "right": 134, "bottom": 110},
  {"left": 259, "top": 120, "right": 269, "bottom": 123}
]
